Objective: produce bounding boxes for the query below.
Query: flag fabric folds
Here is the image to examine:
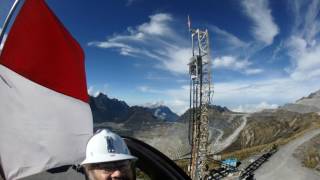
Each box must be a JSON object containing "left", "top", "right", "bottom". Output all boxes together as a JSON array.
[{"left": 0, "top": 0, "right": 93, "bottom": 179}]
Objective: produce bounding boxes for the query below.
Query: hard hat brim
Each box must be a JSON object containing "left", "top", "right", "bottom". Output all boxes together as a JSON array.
[{"left": 80, "top": 153, "right": 137, "bottom": 165}]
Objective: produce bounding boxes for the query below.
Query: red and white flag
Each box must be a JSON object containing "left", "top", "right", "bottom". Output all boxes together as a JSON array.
[{"left": 0, "top": 0, "right": 93, "bottom": 179}]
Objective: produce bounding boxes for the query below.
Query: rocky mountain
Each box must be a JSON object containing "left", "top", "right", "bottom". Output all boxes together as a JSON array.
[
  {"left": 94, "top": 105, "right": 168, "bottom": 137},
  {"left": 298, "top": 89, "right": 320, "bottom": 107},
  {"left": 178, "top": 105, "right": 231, "bottom": 123},
  {"left": 89, "top": 93, "right": 129, "bottom": 123},
  {"left": 89, "top": 93, "right": 179, "bottom": 125},
  {"left": 220, "top": 89, "right": 320, "bottom": 165},
  {"left": 225, "top": 110, "right": 320, "bottom": 152},
  {"left": 281, "top": 90, "right": 320, "bottom": 113},
  {"left": 135, "top": 105, "right": 243, "bottom": 159},
  {"left": 146, "top": 105, "right": 179, "bottom": 122},
  {"left": 122, "top": 106, "right": 165, "bottom": 129}
]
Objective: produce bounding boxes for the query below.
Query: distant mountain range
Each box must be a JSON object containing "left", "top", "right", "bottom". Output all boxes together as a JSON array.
[
  {"left": 89, "top": 90, "right": 320, "bottom": 165},
  {"left": 89, "top": 93, "right": 179, "bottom": 124},
  {"left": 89, "top": 89, "right": 320, "bottom": 124},
  {"left": 134, "top": 89, "right": 320, "bottom": 160},
  {"left": 225, "top": 89, "right": 320, "bottom": 153},
  {"left": 281, "top": 90, "right": 320, "bottom": 113}
]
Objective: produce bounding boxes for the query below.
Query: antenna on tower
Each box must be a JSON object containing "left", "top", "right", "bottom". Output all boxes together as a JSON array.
[{"left": 187, "top": 15, "right": 191, "bottom": 32}]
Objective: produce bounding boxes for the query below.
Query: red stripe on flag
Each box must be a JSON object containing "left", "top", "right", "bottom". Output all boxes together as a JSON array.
[{"left": 0, "top": 0, "right": 89, "bottom": 102}]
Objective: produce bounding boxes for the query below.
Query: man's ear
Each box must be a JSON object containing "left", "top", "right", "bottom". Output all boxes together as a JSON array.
[{"left": 131, "top": 161, "right": 137, "bottom": 180}]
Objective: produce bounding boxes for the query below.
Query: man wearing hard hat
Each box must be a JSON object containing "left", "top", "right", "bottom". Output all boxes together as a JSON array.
[{"left": 81, "top": 129, "right": 137, "bottom": 180}]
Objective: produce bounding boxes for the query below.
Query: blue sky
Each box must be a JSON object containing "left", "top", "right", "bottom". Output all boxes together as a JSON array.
[{"left": 1, "top": 0, "right": 320, "bottom": 114}]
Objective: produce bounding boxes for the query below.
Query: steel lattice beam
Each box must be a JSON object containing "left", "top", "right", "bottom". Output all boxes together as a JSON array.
[{"left": 188, "top": 28, "right": 213, "bottom": 180}]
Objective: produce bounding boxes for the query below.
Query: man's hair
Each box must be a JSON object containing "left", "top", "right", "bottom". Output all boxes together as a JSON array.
[{"left": 82, "top": 160, "right": 136, "bottom": 180}]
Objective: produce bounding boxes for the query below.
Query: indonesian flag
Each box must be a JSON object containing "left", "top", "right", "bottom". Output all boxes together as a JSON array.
[{"left": 0, "top": 0, "right": 93, "bottom": 179}]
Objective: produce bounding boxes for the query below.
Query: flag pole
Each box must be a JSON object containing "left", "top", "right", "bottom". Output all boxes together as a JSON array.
[
  {"left": 0, "top": 1, "right": 22, "bottom": 177},
  {"left": 0, "top": 0, "right": 22, "bottom": 46}
]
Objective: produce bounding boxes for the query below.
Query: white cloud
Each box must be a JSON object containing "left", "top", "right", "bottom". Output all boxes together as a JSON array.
[
  {"left": 129, "top": 75, "right": 320, "bottom": 115},
  {"left": 88, "top": 13, "right": 191, "bottom": 75},
  {"left": 108, "top": 31, "right": 145, "bottom": 42},
  {"left": 88, "top": 40, "right": 163, "bottom": 60},
  {"left": 137, "top": 85, "right": 157, "bottom": 93},
  {"left": 289, "top": 0, "right": 320, "bottom": 44},
  {"left": 87, "top": 86, "right": 94, "bottom": 96},
  {"left": 161, "top": 47, "right": 191, "bottom": 74},
  {"left": 285, "top": 0, "right": 320, "bottom": 80},
  {"left": 126, "top": 0, "right": 136, "bottom": 6},
  {"left": 232, "top": 102, "right": 278, "bottom": 113},
  {"left": 209, "top": 25, "right": 248, "bottom": 48},
  {"left": 137, "top": 85, "right": 165, "bottom": 94},
  {"left": 87, "top": 85, "right": 109, "bottom": 97},
  {"left": 213, "top": 56, "right": 263, "bottom": 75},
  {"left": 303, "top": 0, "right": 320, "bottom": 43},
  {"left": 241, "top": 0, "right": 279, "bottom": 45},
  {"left": 145, "top": 72, "right": 168, "bottom": 80},
  {"left": 213, "top": 56, "right": 250, "bottom": 69},
  {"left": 146, "top": 98, "right": 189, "bottom": 115},
  {"left": 287, "top": 40, "right": 320, "bottom": 80},
  {"left": 137, "top": 14, "right": 173, "bottom": 36},
  {"left": 164, "top": 85, "right": 189, "bottom": 115},
  {"left": 270, "top": 40, "right": 284, "bottom": 62},
  {"left": 136, "top": 85, "right": 190, "bottom": 115},
  {"left": 244, "top": 68, "right": 264, "bottom": 75},
  {"left": 144, "top": 101, "right": 164, "bottom": 106},
  {"left": 166, "top": 99, "right": 188, "bottom": 115},
  {"left": 138, "top": 86, "right": 150, "bottom": 92},
  {"left": 214, "top": 78, "right": 320, "bottom": 110},
  {"left": 88, "top": 41, "right": 130, "bottom": 49}
]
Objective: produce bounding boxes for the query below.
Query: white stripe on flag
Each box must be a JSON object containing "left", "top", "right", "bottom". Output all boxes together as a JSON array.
[{"left": 0, "top": 65, "right": 93, "bottom": 180}]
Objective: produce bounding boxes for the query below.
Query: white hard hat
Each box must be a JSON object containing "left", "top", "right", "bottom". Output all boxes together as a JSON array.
[{"left": 81, "top": 129, "right": 137, "bottom": 165}]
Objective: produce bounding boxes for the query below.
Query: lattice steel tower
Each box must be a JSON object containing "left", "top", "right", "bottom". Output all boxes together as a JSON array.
[{"left": 188, "top": 17, "right": 213, "bottom": 180}]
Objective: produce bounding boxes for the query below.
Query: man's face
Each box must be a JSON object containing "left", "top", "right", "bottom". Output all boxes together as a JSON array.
[{"left": 85, "top": 160, "right": 135, "bottom": 180}]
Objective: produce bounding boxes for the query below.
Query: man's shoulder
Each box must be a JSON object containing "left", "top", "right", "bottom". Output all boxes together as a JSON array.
[{"left": 21, "top": 166, "right": 85, "bottom": 180}]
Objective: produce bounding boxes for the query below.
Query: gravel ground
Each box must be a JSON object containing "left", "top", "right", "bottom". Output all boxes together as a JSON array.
[{"left": 255, "top": 129, "right": 320, "bottom": 180}]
